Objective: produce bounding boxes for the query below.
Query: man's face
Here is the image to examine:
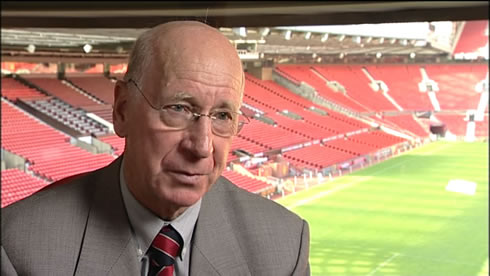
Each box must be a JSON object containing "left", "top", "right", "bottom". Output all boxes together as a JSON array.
[{"left": 114, "top": 28, "right": 243, "bottom": 218}]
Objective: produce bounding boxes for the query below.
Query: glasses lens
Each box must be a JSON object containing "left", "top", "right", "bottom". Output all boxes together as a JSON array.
[
  {"left": 211, "top": 113, "right": 236, "bottom": 137},
  {"left": 160, "top": 108, "right": 191, "bottom": 128},
  {"left": 157, "top": 106, "right": 249, "bottom": 137},
  {"left": 234, "top": 113, "right": 249, "bottom": 135}
]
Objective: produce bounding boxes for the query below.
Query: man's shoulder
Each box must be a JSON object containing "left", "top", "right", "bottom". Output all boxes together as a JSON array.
[
  {"left": 215, "top": 176, "right": 305, "bottom": 224},
  {"left": 2, "top": 157, "right": 121, "bottom": 217},
  {"left": 2, "top": 170, "right": 95, "bottom": 222},
  {"left": 205, "top": 176, "right": 309, "bottom": 274}
]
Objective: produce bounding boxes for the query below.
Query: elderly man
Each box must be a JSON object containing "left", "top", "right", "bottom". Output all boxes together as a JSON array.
[{"left": 2, "top": 21, "right": 310, "bottom": 275}]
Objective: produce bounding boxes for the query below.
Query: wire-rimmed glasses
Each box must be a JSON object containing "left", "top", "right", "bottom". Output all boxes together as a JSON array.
[{"left": 127, "top": 79, "right": 249, "bottom": 137}]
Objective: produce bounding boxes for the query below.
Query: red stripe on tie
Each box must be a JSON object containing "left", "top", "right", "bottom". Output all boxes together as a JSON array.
[
  {"left": 152, "top": 234, "right": 180, "bottom": 258},
  {"left": 157, "top": 265, "right": 173, "bottom": 276}
]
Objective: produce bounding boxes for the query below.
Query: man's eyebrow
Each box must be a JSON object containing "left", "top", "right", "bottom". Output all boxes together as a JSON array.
[
  {"left": 166, "top": 91, "right": 194, "bottom": 102},
  {"left": 165, "top": 92, "right": 238, "bottom": 111},
  {"left": 215, "top": 101, "right": 237, "bottom": 112}
]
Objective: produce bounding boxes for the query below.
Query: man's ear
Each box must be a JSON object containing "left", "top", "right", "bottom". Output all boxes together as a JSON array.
[{"left": 113, "top": 80, "right": 130, "bottom": 138}]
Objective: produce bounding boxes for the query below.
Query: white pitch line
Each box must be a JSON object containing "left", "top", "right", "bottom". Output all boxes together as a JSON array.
[
  {"left": 284, "top": 142, "right": 454, "bottom": 210},
  {"left": 366, "top": 252, "right": 400, "bottom": 276},
  {"left": 419, "top": 143, "right": 453, "bottom": 156},
  {"left": 285, "top": 157, "right": 412, "bottom": 209},
  {"left": 286, "top": 176, "right": 371, "bottom": 210}
]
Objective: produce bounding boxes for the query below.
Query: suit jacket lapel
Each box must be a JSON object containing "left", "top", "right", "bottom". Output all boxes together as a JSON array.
[
  {"left": 75, "top": 156, "right": 139, "bottom": 276},
  {"left": 190, "top": 178, "right": 251, "bottom": 276}
]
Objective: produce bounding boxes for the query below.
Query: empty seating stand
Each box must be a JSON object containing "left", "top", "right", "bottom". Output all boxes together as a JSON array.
[
  {"left": 24, "top": 76, "right": 100, "bottom": 109},
  {"left": 83, "top": 104, "right": 114, "bottom": 123},
  {"left": 1, "top": 168, "right": 49, "bottom": 207},
  {"left": 364, "top": 65, "right": 433, "bottom": 111},
  {"left": 1, "top": 77, "right": 48, "bottom": 101},
  {"left": 2, "top": 61, "right": 487, "bottom": 208},
  {"left": 238, "top": 119, "right": 309, "bottom": 150},
  {"left": 67, "top": 75, "right": 116, "bottom": 105},
  {"left": 1, "top": 100, "right": 115, "bottom": 182},
  {"left": 276, "top": 65, "right": 368, "bottom": 112},
  {"left": 24, "top": 97, "right": 109, "bottom": 136},
  {"left": 243, "top": 73, "right": 369, "bottom": 137},
  {"left": 424, "top": 64, "right": 487, "bottom": 110},
  {"left": 228, "top": 135, "right": 267, "bottom": 162},
  {"left": 347, "top": 131, "right": 406, "bottom": 149},
  {"left": 98, "top": 134, "right": 125, "bottom": 156},
  {"left": 383, "top": 114, "right": 430, "bottom": 137},
  {"left": 221, "top": 169, "right": 274, "bottom": 194},
  {"left": 283, "top": 143, "right": 357, "bottom": 170},
  {"left": 313, "top": 65, "right": 397, "bottom": 111},
  {"left": 435, "top": 114, "right": 469, "bottom": 136}
]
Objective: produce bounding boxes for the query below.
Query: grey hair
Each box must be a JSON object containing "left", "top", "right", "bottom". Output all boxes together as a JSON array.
[{"left": 123, "top": 28, "right": 157, "bottom": 88}]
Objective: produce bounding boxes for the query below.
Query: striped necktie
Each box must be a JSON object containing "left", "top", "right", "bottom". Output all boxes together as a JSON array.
[{"left": 146, "top": 225, "right": 183, "bottom": 276}]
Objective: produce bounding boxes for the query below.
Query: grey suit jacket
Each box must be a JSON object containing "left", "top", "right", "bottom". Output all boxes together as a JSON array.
[{"left": 1, "top": 157, "right": 310, "bottom": 275}]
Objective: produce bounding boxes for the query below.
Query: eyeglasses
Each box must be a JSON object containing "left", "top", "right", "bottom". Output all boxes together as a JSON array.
[{"left": 127, "top": 79, "right": 249, "bottom": 137}]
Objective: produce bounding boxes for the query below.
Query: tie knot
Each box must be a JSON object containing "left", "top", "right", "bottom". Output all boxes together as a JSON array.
[
  {"left": 146, "top": 225, "right": 183, "bottom": 276},
  {"left": 152, "top": 225, "right": 183, "bottom": 260}
]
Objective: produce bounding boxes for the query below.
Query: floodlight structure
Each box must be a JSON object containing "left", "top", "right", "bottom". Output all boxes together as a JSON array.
[
  {"left": 238, "top": 27, "right": 247, "bottom": 37},
  {"left": 83, "top": 44, "right": 92, "bottom": 53},
  {"left": 305, "top": 32, "right": 312, "bottom": 40},
  {"left": 284, "top": 30, "right": 292, "bottom": 40},
  {"left": 321, "top": 33, "right": 329, "bottom": 42},
  {"left": 232, "top": 27, "right": 247, "bottom": 37},
  {"left": 26, "top": 44, "right": 36, "bottom": 53},
  {"left": 260, "top": 27, "right": 270, "bottom": 37}
]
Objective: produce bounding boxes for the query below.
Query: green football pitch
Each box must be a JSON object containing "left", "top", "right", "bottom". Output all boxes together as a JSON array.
[{"left": 276, "top": 141, "right": 488, "bottom": 276}]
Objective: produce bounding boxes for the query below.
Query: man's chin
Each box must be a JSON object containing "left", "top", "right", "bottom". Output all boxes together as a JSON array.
[{"left": 163, "top": 187, "right": 206, "bottom": 207}]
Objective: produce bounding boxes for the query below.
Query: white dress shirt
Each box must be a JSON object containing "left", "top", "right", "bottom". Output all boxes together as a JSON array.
[{"left": 119, "top": 163, "right": 201, "bottom": 276}]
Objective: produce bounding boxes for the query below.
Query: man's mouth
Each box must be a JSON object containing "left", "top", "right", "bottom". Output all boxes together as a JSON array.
[{"left": 168, "top": 171, "right": 208, "bottom": 184}]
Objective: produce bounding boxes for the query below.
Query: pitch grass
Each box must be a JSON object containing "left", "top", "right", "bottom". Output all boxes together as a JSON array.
[{"left": 277, "top": 141, "right": 488, "bottom": 276}]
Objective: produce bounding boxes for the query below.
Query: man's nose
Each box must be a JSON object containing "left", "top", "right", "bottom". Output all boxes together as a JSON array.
[{"left": 182, "top": 116, "right": 214, "bottom": 158}]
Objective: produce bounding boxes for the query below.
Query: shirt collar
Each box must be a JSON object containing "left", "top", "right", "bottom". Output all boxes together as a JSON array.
[{"left": 119, "top": 157, "right": 201, "bottom": 260}]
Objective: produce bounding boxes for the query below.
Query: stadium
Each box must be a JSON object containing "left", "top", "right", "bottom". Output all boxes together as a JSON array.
[{"left": 1, "top": 2, "right": 488, "bottom": 275}]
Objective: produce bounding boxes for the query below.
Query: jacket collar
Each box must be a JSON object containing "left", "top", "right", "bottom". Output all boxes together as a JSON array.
[
  {"left": 190, "top": 177, "right": 251, "bottom": 276},
  {"left": 75, "top": 156, "right": 140, "bottom": 276},
  {"left": 74, "top": 157, "right": 251, "bottom": 275}
]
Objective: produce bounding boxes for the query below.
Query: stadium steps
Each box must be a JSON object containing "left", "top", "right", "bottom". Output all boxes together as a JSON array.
[{"left": 61, "top": 77, "right": 106, "bottom": 105}]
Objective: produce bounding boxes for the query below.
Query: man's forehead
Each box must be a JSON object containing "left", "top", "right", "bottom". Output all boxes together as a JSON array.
[
  {"left": 169, "top": 63, "right": 242, "bottom": 87},
  {"left": 146, "top": 22, "right": 244, "bottom": 99},
  {"left": 154, "top": 24, "right": 241, "bottom": 67}
]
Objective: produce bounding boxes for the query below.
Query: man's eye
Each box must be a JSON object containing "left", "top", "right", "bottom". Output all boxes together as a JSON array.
[
  {"left": 166, "top": 104, "right": 189, "bottom": 113},
  {"left": 214, "top": 111, "right": 233, "bottom": 121}
]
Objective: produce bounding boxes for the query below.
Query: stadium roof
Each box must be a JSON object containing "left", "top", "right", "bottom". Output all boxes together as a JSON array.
[
  {"left": 1, "top": 1, "right": 488, "bottom": 63},
  {"left": 1, "top": 1, "right": 487, "bottom": 28}
]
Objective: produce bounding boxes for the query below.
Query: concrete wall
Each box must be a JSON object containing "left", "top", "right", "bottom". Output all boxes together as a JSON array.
[{"left": 1, "top": 149, "right": 25, "bottom": 171}]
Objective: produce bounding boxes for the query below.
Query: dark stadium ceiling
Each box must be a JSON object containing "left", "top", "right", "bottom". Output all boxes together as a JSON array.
[
  {"left": 2, "top": 1, "right": 488, "bottom": 28},
  {"left": 1, "top": 1, "right": 488, "bottom": 63}
]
